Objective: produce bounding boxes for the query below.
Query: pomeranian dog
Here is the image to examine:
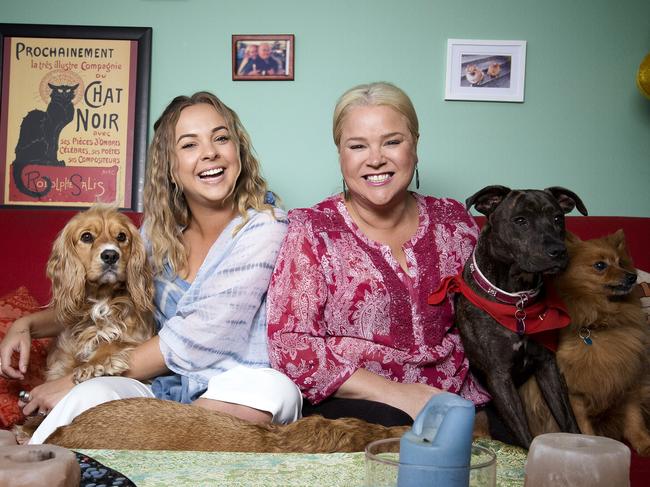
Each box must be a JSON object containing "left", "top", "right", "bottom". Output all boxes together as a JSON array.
[
  {"left": 465, "top": 64, "right": 484, "bottom": 85},
  {"left": 487, "top": 63, "right": 501, "bottom": 78},
  {"left": 521, "top": 230, "right": 650, "bottom": 455}
]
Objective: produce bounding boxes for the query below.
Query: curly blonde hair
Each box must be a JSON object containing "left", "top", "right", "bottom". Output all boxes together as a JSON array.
[{"left": 142, "top": 91, "right": 274, "bottom": 275}]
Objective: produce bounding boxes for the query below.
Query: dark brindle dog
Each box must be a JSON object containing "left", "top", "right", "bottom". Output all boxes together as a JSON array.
[{"left": 430, "top": 186, "right": 587, "bottom": 448}]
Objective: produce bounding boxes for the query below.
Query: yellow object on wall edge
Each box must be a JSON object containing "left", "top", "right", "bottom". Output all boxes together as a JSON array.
[{"left": 637, "top": 53, "right": 650, "bottom": 99}]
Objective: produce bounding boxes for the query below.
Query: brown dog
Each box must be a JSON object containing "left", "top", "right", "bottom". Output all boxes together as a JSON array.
[
  {"left": 45, "top": 398, "right": 409, "bottom": 452},
  {"left": 521, "top": 230, "right": 650, "bottom": 455},
  {"left": 439, "top": 186, "right": 584, "bottom": 449},
  {"left": 487, "top": 63, "right": 501, "bottom": 78},
  {"left": 45, "top": 205, "right": 154, "bottom": 383},
  {"left": 465, "top": 64, "right": 484, "bottom": 85},
  {"left": 14, "top": 206, "right": 154, "bottom": 442}
]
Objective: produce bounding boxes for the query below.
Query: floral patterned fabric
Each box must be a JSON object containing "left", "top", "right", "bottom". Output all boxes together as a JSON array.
[
  {"left": 267, "top": 194, "right": 490, "bottom": 406},
  {"left": 0, "top": 287, "right": 51, "bottom": 428}
]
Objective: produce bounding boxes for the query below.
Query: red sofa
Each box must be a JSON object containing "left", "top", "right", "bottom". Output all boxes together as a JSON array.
[
  {"left": 1, "top": 209, "right": 648, "bottom": 305},
  {"left": 0, "top": 208, "right": 649, "bottom": 485}
]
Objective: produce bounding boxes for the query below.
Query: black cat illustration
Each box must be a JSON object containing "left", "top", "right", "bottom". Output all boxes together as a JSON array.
[{"left": 12, "top": 83, "right": 78, "bottom": 197}]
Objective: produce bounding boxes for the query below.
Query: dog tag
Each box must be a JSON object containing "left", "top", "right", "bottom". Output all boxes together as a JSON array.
[
  {"left": 515, "top": 307, "right": 527, "bottom": 336},
  {"left": 579, "top": 327, "right": 592, "bottom": 346}
]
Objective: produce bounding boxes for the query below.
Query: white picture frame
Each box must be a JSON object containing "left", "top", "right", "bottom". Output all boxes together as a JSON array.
[{"left": 445, "top": 39, "right": 527, "bottom": 102}]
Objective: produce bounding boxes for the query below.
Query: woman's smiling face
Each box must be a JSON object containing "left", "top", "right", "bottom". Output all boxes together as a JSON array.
[
  {"left": 173, "top": 103, "right": 241, "bottom": 211},
  {"left": 338, "top": 104, "right": 417, "bottom": 210}
]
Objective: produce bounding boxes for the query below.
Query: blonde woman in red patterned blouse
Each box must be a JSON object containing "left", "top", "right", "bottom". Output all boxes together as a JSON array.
[{"left": 267, "top": 82, "right": 490, "bottom": 426}]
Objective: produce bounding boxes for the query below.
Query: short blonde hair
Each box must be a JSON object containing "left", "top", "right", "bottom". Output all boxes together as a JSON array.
[
  {"left": 332, "top": 82, "right": 419, "bottom": 147},
  {"left": 143, "top": 91, "right": 274, "bottom": 275}
]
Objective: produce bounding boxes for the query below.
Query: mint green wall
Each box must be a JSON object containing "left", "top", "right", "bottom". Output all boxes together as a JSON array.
[{"left": 3, "top": 0, "right": 649, "bottom": 215}]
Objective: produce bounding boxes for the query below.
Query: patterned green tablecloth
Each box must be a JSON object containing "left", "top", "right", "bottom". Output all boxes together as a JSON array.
[{"left": 79, "top": 439, "right": 526, "bottom": 487}]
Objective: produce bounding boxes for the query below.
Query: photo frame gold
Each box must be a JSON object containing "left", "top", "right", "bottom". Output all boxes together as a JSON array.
[{"left": 232, "top": 34, "right": 294, "bottom": 81}]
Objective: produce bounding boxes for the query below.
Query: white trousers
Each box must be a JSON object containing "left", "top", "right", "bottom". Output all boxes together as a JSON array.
[{"left": 30, "top": 366, "right": 302, "bottom": 445}]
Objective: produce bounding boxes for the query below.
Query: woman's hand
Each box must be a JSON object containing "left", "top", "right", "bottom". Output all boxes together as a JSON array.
[
  {"left": 0, "top": 315, "right": 33, "bottom": 380},
  {"left": 0, "top": 308, "right": 60, "bottom": 380},
  {"left": 19, "top": 374, "right": 75, "bottom": 417}
]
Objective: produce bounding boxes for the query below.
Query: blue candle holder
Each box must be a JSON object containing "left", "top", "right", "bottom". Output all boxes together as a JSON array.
[{"left": 397, "top": 392, "right": 475, "bottom": 487}]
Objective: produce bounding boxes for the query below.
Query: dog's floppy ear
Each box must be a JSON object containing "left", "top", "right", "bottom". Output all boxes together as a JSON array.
[
  {"left": 125, "top": 221, "right": 154, "bottom": 315},
  {"left": 544, "top": 187, "right": 588, "bottom": 216},
  {"left": 466, "top": 185, "right": 511, "bottom": 215},
  {"left": 47, "top": 215, "right": 87, "bottom": 323}
]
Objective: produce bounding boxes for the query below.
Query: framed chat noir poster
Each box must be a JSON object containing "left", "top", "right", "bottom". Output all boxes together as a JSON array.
[{"left": 0, "top": 24, "right": 151, "bottom": 210}]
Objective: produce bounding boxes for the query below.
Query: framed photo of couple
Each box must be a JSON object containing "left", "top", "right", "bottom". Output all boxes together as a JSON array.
[
  {"left": 232, "top": 34, "right": 294, "bottom": 81},
  {"left": 445, "top": 39, "right": 527, "bottom": 102}
]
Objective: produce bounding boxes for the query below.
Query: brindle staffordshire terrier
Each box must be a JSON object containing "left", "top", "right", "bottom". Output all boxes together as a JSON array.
[{"left": 457, "top": 186, "right": 586, "bottom": 448}]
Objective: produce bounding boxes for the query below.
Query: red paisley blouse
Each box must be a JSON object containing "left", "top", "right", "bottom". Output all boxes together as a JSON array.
[{"left": 267, "top": 194, "right": 490, "bottom": 406}]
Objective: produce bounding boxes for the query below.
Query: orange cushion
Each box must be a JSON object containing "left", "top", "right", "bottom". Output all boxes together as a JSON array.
[{"left": 0, "top": 287, "right": 51, "bottom": 429}]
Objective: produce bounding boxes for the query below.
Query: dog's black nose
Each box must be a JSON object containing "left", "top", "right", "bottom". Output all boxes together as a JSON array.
[
  {"left": 546, "top": 245, "right": 567, "bottom": 259},
  {"left": 624, "top": 272, "right": 638, "bottom": 286},
  {"left": 101, "top": 249, "right": 119, "bottom": 265}
]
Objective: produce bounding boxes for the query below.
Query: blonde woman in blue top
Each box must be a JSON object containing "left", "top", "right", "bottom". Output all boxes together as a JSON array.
[{"left": 1, "top": 92, "right": 302, "bottom": 444}]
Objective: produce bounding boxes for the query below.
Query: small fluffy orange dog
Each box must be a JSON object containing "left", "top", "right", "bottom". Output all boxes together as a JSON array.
[
  {"left": 486, "top": 63, "right": 501, "bottom": 78},
  {"left": 522, "top": 231, "right": 650, "bottom": 455},
  {"left": 45, "top": 205, "right": 154, "bottom": 383},
  {"left": 465, "top": 64, "right": 484, "bottom": 85}
]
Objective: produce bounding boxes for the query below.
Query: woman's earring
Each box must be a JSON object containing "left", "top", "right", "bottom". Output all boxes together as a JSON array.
[
  {"left": 342, "top": 178, "right": 348, "bottom": 199},
  {"left": 415, "top": 166, "right": 420, "bottom": 190}
]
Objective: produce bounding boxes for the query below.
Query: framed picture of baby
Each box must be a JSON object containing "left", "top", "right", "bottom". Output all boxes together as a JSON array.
[
  {"left": 445, "top": 39, "right": 527, "bottom": 102},
  {"left": 232, "top": 34, "right": 294, "bottom": 81}
]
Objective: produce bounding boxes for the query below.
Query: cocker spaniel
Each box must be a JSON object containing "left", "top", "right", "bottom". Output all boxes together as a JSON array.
[{"left": 45, "top": 205, "right": 154, "bottom": 383}]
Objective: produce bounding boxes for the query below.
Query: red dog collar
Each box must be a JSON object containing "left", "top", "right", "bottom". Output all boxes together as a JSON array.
[{"left": 428, "top": 273, "right": 570, "bottom": 351}]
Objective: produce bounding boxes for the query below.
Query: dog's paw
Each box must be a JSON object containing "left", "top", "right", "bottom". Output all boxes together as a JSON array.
[
  {"left": 93, "top": 364, "right": 106, "bottom": 377},
  {"left": 102, "top": 354, "right": 130, "bottom": 376},
  {"left": 73, "top": 355, "right": 131, "bottom": 383},
  {"left": 73, "top": 364, "right": 98, "bottom": 383}
]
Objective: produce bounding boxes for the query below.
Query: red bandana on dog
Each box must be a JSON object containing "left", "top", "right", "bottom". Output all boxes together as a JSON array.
[{"left": 428, "top": 274, "right": 571, "bottom": 351}]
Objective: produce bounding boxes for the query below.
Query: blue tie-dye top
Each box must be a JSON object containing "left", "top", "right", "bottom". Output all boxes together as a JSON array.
[{"left": 147, "top": 207, "right": 288, "bottom": 403}]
